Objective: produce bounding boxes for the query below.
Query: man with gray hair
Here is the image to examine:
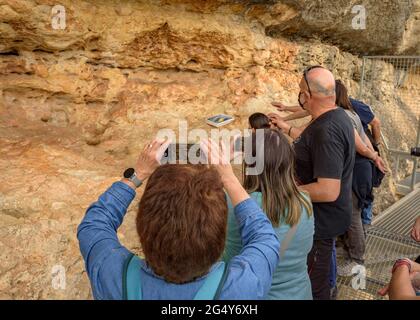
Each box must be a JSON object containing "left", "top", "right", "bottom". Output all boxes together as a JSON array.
[{"left": 270, "top": 66, "right": 355, "bottom": 300}]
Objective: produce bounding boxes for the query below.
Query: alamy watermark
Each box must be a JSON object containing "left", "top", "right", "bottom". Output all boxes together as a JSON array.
[
  {"left": 351, "top": 5, "right": 366, "bottom": 30},
  {"left": 51, "top": 264, "right": 66, "bottom": 290},
  {"left": 51, "top": 5, "right": 66, "bottom": 30},
  {"left": 351, "top": 264, "right": 367, "bottom": 290}
]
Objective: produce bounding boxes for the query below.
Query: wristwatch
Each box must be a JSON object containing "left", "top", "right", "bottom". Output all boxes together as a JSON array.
[{"left": 123, "top": 168, "right": 142, "bottom": 188}]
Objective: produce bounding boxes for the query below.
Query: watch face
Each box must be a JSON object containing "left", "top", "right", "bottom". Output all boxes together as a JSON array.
[{"left": 123, "top": 168, "right": 135, "bottom": 179}]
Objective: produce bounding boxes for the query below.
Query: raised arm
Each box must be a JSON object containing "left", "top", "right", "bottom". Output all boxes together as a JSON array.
[
  {"left": 77, "top": 138, "right": 170, "bottom": 299},
  {"left": 271, "top": 101, "right": 302, "bottom": 113},
  {"left": 283, "top": 110, "right": 310, "bottom": 121},
  {"left": 77, "top": 182, "right": 136, "bottom": 283},
  {"left": 268, "top": 113, "right": 309, "bottom": 140},
  {"left": 201, "top": 139, "right": 280, "bottom": 299}
]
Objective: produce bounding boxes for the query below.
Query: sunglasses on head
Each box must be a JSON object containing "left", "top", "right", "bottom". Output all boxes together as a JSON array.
[{"left": 303, "top": 65, "right": 324, "bottom": 96}]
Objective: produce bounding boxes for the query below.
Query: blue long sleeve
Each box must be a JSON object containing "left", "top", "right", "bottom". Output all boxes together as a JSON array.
[
  {"left": 219, "top": 198, "right": 280, "bottom": 299},
  {"left": 78, "top": 182, "right": 280, "bottom": 300},
  {"left": 77, "top": 181, "right": 135, "bottom": 299}
]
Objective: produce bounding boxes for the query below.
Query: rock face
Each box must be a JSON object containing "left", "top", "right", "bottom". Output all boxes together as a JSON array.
[
  {"left": 252, "top": 0, "right": 420, "bottom": 55},
  {"left": 0, "top": 0, "right": 417, "bottom": 299}
]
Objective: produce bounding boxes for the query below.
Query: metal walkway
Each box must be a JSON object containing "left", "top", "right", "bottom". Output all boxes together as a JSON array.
[
  {"left": 374, "top": 188, "right": 420, "bottom": 234},
  {"left": 396, "top": 170, "right": 420, "bottom": 196},
  {"left": 337, "top": 188, "right": 420, "bottom": 300}
]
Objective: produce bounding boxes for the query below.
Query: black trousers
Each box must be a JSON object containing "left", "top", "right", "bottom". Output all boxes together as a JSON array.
[{"left": 307, "top": 238, "right": 334, "bottom": 300}]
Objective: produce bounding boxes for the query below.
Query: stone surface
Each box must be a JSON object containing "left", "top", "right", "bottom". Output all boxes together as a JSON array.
[
  {"left": 248, "top": 0, "right": 420, "bottom": 55},
  {"left": 0, "top": 0, "right": 416, "bottom": 299}
]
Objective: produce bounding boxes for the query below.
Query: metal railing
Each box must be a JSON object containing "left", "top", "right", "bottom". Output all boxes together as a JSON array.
[
  {"left": 358, "top": 56, "right": 420, "bottom": 193},
  {"left": 337, "top": 189, "right": 420, "bottom": 300}
]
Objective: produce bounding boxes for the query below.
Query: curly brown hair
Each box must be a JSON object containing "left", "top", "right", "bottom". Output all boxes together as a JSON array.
[{"left": 137, "top": 164, "right": 228, "bottom": 284}]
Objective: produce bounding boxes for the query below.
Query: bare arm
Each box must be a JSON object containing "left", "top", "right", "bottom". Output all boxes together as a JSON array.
[
  {"left": 411, "top": 216, "right": 420, "bottom": 242},
  {"left": 271, "top": 102, "right": 302, "bottom": 113},
  {"left": 283, "top": 110, "right": 310, "bottom": 121},
  {"left": 268, "top": 113, "right": 310, "bottom": 140},
  {"left": 300, "top": 178, "right": 341, "bottom": 203},
  {"left": 389, "top": 266, "right": 420, "bottom": 300},
  {"left": 200, "top": 139, "right": 249, "bottom": 206},
  {"left": 369, "top": 117, "right": 382, "bottom": 145},
  {"left": 355, "top": 129, "right": 388, "bottom": 173},
  {"left": 363, "top": 131, "right": 375, "bottom": 152},
  {"left": 355, "top": 129, "right": 377, "bottom": 160},
  {"left": 288, "top": 123, "right": 311, "bottom": 140}
]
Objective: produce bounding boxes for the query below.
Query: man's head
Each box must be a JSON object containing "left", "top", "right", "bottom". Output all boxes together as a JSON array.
[
  {"left": 298, "top": 66, "right": 336, "bottom": 116},
  {"left": 136, "top": 164, "right": 227, "bottom": 284}
]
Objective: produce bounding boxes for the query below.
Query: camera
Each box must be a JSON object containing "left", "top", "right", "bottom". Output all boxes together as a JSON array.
[
  {"left": 161, "top": 138, "right": 245, "bottom": 164},
  {"left": 162, "top": 143, "right": 202, "bottom": 164}
]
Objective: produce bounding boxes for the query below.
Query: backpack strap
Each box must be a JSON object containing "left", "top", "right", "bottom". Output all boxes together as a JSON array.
[
  {"left": 122, "top": 253, "right": 142, "bottom": 300},
  {"left": 123, "top": 255, "right": 227, "bottom": 300},
  {"left": 194, "top": 262, "right": 226, "bottom": 300},
  {"left": 213, "top": 262, "right": 229, "bottom": 300},
  {"left": 279, "top": 224, "right": 298, "bottom": 259}
]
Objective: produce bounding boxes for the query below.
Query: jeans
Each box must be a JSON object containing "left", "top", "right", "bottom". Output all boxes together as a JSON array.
[
  {"left": 343, "top": 192, "right": 366, "bottom": 264},
  {"left": 307, "top": 238, "right": 334, "bottom": 300},
  {"left": 329, "top": 240, "right": 337, "bottom": 289},
  {"left": 361, "top": 202, "right": 373, "bottom": 225}
]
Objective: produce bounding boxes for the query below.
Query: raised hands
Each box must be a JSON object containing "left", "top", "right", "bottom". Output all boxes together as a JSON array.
[
  {"left": 271, "top": 102, "right": 301, "bottom": 113},
  {"left": 135, "top": 138, "right": 171, "bottom": 180},
  {"left": 200, "top": 138, "right": 234, "bottom": 182},
  {"left": 200, "top": 138, "right": 249, "bottom": 206},
  {"left": 271, "top": 101, "right": 288, "bottom": 111},
  {"left": 268, "top": 113, "right": 290, "bottom": 133}
]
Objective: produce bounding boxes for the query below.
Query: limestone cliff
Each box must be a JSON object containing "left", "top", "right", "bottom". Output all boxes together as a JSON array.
[{"left": 0, "top": 0, "right": 418, "bottom": 299}]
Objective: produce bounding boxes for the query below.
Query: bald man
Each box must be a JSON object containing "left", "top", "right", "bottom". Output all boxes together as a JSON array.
[{"left": 270, "top": 66, "right": 355, "bottom": 300}]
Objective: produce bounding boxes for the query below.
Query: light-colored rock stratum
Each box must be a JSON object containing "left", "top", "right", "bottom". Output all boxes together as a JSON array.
[{"left": 0, "top": 0, "right": 418, "bottom": 299}]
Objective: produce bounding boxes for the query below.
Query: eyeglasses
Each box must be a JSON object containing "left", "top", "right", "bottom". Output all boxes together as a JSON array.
[{"left": 303, "top": 65, "right": 324, "bottom": 96}]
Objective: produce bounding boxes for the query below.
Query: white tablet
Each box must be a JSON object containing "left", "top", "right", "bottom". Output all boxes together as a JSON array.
[{"left": 206, "top": 114, "right": 234, "bottom": 127}]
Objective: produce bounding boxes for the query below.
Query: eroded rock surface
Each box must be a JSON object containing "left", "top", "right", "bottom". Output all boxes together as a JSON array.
[{"left": 0, "top": 0, "right": 416, "bottom": 299}]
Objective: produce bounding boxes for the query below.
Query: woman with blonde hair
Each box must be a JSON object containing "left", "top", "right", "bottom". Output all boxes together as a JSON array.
[{"left": 223, "top": 128, "right": 314, "bottom": 299}]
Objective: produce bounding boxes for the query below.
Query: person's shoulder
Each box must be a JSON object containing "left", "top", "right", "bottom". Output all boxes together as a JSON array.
[
  {"left": 227, "top": 192, "right": 261, "bottom": 209},
  {"left": 343, "top": 108, "right": 355, "bottom": 118},
  {"left": 219, "top": 263, "right": 265, "bottom": 299},
  {"left": 349, "top": 97, "right": 363, "bottom": 106},
  {"left": 319, "top": 107, "right": 347, "bottom": 123},
  {"left": 249, "top": 191, "right": 262, "bottom": 203},
  {"left": 333, "top": 108, "right": 354, "bottom": 127},
  {"left": 315, "top": 109, "right": 353, "bottom": 139},
  {"left": 96, "top": 246, "right": 133, "bottom": 299},
  {"left": 312, "top": 112, "right": 338, "bottom": 134},
  {"left": 350, "top": 98, "right": 373, "bottom": 112}
]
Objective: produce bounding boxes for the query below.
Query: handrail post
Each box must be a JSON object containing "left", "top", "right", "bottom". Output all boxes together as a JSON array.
[{"left": 409, "top": 118, "right": 420, "bottom": 190}]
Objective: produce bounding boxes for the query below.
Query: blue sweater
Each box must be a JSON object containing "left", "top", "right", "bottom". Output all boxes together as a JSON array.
[
  {"left": 77, "top": 181, "right": 280, "bottom": 300},
  {"left": 223, "top": 192, "right": 314, "bottom": 300}
]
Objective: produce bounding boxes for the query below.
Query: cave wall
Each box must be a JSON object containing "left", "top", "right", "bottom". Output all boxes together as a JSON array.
[{"left": 0, "top": 0, "right": 417, "bottom": 299}]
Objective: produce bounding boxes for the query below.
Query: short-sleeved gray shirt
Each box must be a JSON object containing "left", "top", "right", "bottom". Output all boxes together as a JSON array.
[{"left": 344, "top": 109, "right": 367, "bottom": 144}]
